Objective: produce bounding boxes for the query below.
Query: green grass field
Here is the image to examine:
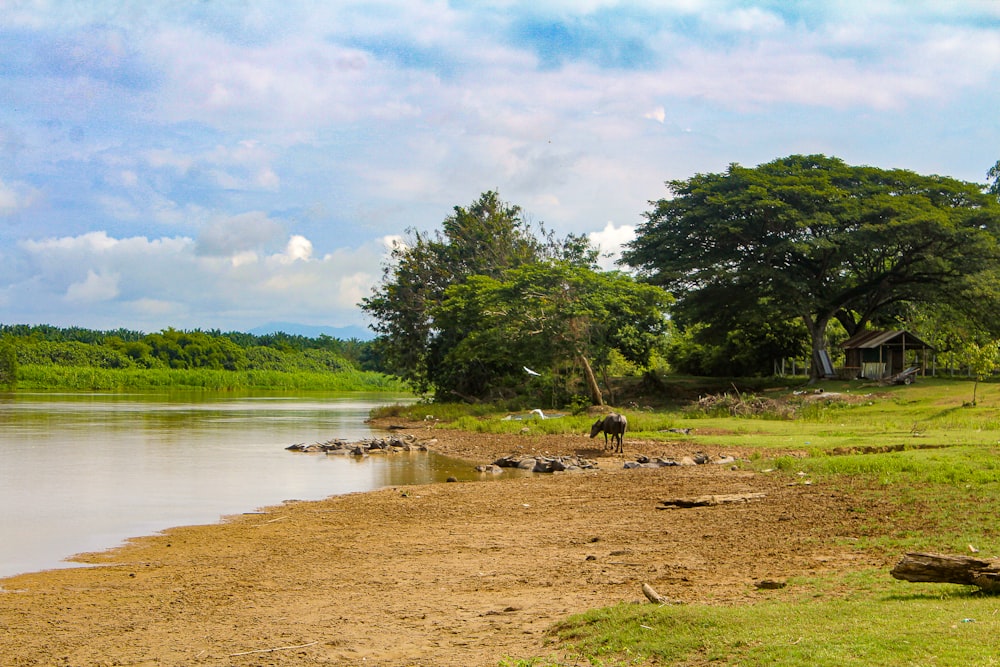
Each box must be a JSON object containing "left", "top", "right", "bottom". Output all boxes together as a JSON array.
[{"left": 378, "top": 378, "right": 1000, "bottom": 667}]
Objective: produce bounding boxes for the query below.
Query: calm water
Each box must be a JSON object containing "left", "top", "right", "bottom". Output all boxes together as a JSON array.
[{"left": 0, "top": 391, "right": 492, "bottom": 579}]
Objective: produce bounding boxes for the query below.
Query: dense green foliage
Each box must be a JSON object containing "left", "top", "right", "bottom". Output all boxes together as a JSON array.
[
  {"left": 0, "top": 323, "right": 400, "bottom": 391},
  {"left": 664, "top": 316, "right": 808, "bottom": 377},
  {"left": 361, "top": 191, "right": 668, "bottom": 404},
  {"left": 434, "top": 262, "right": 670, "bottom": 404},
  {"left": 623, "top": 154, "right": 1000, "bottom": 378},
  {"left": 14, "top": 365, "right": 403, "bottom": 392},
  {"left": 0, "top": 336, "right": 17, "bottom": 388},
  {"left": 989, "top": 159, "right": 1000, "bottom": 199}
]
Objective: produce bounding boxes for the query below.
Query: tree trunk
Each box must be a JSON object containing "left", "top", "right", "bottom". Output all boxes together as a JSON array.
[
  {"left": 600, "top": 365, "right": 616, "bottom": 406},
  {"left": 578, "top": 353, "right": 603, "bottom": 406},
  {"left": 802, "top": 313, "right": 832, "bottom": 383},
  {"left": 890, "top": 552, "right": 1000, "bottom": 592}
]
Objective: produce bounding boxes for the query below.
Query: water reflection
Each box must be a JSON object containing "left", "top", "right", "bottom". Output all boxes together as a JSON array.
[{"left": 0, "top": 391, "right": 512, "bottom": 579}]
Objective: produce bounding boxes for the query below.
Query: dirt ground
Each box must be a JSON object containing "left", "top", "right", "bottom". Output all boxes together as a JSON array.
[{"left": 0, "top": 420, "right": 898, "bottom": 667}]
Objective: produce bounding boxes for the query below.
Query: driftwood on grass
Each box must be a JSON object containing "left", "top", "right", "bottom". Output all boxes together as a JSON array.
[
  {"left": 657, "top": 492, "right": 766, "bottom": 509},
  {"left": 890, "top": 552, "right": 1000, "bottom": 593},
  {"left": 641, "top": 582, "right": 681, "bottom": 605},
  {"left": 642, "top": 582, "right": 666, "bottom": 603}
]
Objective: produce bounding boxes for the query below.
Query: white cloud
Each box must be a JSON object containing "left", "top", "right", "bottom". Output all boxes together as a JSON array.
[
  {"left": 255, "top": 167, "right": 280, "bottom": 190},
  {"left": 97, "top": 194, "right": 141, "bottom": 220},
  {"left": 145, "top": 148, "right": 194, "bottom": 174},
  {"left": 282, "top": 235, "right": 312, "bottom": 263},
  {"left": 588, "top": 222, "right": 636, "bottom": 271},
  {"left": 144, "top": 140, "right": 281, "bottom": 192},
  {"left": 0, "top": 178, "right": 39, "bottom": 216},
  {"left": 644, "top": 106, "right": 666, "bottom": 123},
  {"left": 230, "top": 251, "right": 258, "bottom": 267},
  {"left": 715, "top": 7, "right": 786, "bottom": 32},
  {"left": 195, "top": 211, "right": 285, "bottom": 257},
  {"left": 24, "top": 231, "right": 121, "bottom": 253},
  {"left": 147, "top": 26, "right": 382, "bottom": 128},
  {"left": 118, "top": 170, "right": 139, "bottom": 188},
  {"left": 66, "top": 270, "right": 120, "bottom": 303}
]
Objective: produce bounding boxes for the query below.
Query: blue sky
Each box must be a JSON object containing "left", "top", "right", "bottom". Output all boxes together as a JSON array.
[{"left": 1, "top": 1, "right": 998, "bottom": 333}]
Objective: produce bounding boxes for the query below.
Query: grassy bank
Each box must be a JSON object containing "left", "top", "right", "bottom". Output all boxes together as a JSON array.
[
  {"left": 382, "top": 377, "right": 1000, "bottom": 448},
  {"left": 537, "top": 581, "right": 1000, "bottom": 666},
  {"left": 14, "top": 364, "right": 408, "bottom": 392},
  {"left": 378, "top": 378, "right": 1000, "bottom": 667}
]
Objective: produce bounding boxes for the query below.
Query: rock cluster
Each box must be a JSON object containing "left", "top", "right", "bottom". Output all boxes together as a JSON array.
[
  {"left": 623, "top": 453, "right": 737, "bottom": 469},
  {"left": 489, "top": 454, "right": 598, "bottom": 473},
  {"left": 286, "top": 434, "right": 431, "bottom": 456}
]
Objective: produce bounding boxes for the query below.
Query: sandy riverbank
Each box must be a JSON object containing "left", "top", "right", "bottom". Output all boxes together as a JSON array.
[{"left": 0, "top": 421, "right": 894, "bottom": 666}]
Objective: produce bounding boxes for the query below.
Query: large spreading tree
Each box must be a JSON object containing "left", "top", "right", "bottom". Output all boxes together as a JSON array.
[
  {"left": 622, "top": 154, "right": 1000, "bottom": 379},
  {"left": 361, "top": 191, "right": 668, "bottom": 403}
]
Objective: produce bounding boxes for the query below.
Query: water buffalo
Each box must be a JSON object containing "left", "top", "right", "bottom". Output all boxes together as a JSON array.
[{"left": 590, "top": 413, "right": 627, "bottom": 453}]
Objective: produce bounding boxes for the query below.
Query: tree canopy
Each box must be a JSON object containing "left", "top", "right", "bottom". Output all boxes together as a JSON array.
[
  {"left": 434, "top": 262, "right": 670, "bottom": 404},
  {"left": 622, "top": 155, "right": 1000, "bottom": 378},
  {"left": 361, "top": 191, "right": 669, "bottom": 403},
  {"left": 0, "top": 336, "right": 17, "bottom": 388}
]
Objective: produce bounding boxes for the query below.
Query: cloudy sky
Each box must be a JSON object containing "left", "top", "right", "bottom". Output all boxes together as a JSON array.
[{"left": 2, "top": 1, "right": 999, "bottom": 335}]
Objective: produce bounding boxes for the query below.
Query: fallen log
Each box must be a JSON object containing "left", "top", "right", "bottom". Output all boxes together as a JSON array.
[
  {"left": 641, "top": 582, "right": 681, "bottom": 605},
  {"left": 890, "top": 552, "right": 1000, "bottom": 593},
  {"left": 642, "top": 582, "right": 666, "bottom": 603},
  {"left": 656, "top": 492, "right": 766, "bottom": 509}
]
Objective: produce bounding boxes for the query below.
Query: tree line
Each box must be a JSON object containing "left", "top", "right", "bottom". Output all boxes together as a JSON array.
[
  {"left": 363, "top": 155, "right": 1000, "bottom": 404},
  {"left": 0, "top": 324, "right": 384, "bottom": 385}
]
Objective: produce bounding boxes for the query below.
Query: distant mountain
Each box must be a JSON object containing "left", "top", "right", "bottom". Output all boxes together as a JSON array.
[{"left": 247, "top": 322, "right": 375, "bottom": 341}]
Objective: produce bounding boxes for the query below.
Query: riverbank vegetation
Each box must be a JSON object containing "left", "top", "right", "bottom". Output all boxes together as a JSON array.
[
  {"left": 0, "top": 323, "right": 405, "bottom": 392},
  {"left": 376, "top": 375, "right": 1000, "bottom": 450}
]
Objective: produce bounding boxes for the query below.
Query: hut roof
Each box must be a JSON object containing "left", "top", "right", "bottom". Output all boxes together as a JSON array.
[{"left": 841, "top": 330, "right": 935, "bottom": 351}]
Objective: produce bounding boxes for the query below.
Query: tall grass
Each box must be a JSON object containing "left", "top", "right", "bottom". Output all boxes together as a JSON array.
[
  {"left": 373, "top": 379, "right": 1000, "bottom": 451},
  {"left": 15, "top": 364, "right": 407, "bottom": 392}
]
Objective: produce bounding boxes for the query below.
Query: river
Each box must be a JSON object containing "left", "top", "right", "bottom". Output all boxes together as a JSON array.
[{"left": 0, "top": 391, "right": 488, "bottom": 579}]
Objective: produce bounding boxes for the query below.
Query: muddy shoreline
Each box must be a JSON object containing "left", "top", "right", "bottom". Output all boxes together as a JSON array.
[{"left": 0, "top": 422, "right": 893, "bottom": 666}]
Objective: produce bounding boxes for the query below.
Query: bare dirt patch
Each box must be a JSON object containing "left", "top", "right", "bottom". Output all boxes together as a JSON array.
[{"left": 1, "top": 423, "right": 899, "bottom": 666}]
